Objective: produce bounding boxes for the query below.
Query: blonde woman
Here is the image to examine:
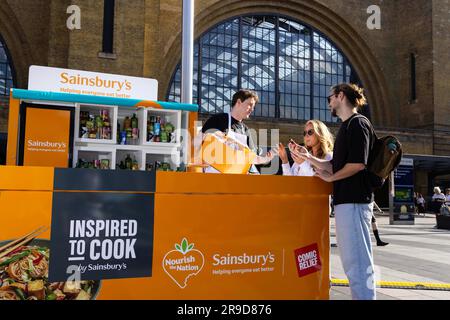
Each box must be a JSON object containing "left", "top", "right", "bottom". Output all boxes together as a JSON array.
[{"left": 277, "top": 120, "right": 334, "bottom": 176}]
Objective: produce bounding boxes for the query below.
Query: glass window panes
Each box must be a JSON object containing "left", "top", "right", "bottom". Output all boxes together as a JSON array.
[
  {"left": 0, "top": 37, "right": 15, "bottom": 97},
  {"left": 167, "top": 15, "right": 361, "bottom": 123}
]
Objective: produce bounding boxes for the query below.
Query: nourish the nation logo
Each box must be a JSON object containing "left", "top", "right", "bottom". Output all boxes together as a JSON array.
[{"left": 162, "top": 238, "right": 204, "bottom": 289}]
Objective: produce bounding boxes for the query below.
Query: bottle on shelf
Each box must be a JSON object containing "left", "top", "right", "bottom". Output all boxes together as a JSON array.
[
  {"left": 101, "top": 109, "right": 110, "bottom": 125},
  {"left": 125, "top": 154, "right": 133, "bottom": 170},
  {"left": 147, "top": 116, "right": 155, "bottom": 142},
  {"left": 117, "top": 121, "right": 121, "bottom": 143},
  {"left": 131, "top": 113, "right": 138, "bottom": 129},
  {"left": 154, "top": 116, "right": 161, "bottom": 142},
  {"left": 126, "top": 127, "right": 132, "bottom": 143},
  {"left": 94, "top": 115, "right": 103, "bottom": 139},
  {"left": 123, "top": 116, "right": 131, "bottom": 130},
  {"left": 79, "top": 111, "right": 90, "bottom": 138},
  {"left": 130, "top": 113, "right": 139, "bottom": 145},
  {"left": 87, "top": 115, "right": 97, "bottom": 139},
  {"left": 120, "top": 131, "right": 127, "bottom": 145}
]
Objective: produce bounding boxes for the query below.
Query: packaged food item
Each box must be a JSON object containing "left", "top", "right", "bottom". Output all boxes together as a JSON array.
[
  {"left": 132, "top": 157, "right": 139, "bottom": 171},
  {"left": 100, "top": 159, "right": 110, "bottom": 170},
  {"left": 132, "top": 128, "right": 139, "bottom": 143},
  {"left": 160, "top": 130, "right": 168, "bottom": 143},
  {"left": 162, "top": 162, "right": 171, "bottom": 171}
]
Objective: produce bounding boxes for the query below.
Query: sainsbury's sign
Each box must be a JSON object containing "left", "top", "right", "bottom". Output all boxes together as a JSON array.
[{"left": 28, "top": 65, "right": 158, "bottom": 100}]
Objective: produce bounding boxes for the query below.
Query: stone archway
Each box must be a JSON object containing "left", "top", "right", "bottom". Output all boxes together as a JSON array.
[
  {"left": 161, "top": 0, "right": 390, "bottom": 126},
  {"left": 0, "top": 2, "right": 34, "bottom": 89}
]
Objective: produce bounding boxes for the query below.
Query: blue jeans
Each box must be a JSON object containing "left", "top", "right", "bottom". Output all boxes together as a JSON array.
[{"left": 335, "top": 203, "right": 376, "bottom": 300}]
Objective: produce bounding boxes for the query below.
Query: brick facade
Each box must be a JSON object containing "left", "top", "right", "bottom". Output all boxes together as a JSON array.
[{"left": 0, "top": 0, "right": 448, "bottom": 158}]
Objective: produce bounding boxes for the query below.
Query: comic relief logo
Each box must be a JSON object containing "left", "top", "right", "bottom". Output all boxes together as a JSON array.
[
  {"left": 294, "top": 243, "right": 322, "bottom": 278},
  {"left": 162, "top": 238, "right": 204, "bottom": 289}
]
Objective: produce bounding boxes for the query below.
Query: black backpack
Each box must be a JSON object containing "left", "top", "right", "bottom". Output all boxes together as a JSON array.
[{"left": 347, "top": 115, "right": 403, "bottom": 189}]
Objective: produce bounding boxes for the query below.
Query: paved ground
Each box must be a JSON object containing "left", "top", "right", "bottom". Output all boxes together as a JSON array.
[{"left": 329, "top": 213, "right": 450, "bottom": 300}]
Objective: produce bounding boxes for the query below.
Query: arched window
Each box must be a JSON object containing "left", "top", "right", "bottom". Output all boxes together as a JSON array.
[
  {"left": 0, "top": 36, "right": 15, "bottom": 97},
  {"left": 167, "top": 15, "right": 364, "bottom": 123}
]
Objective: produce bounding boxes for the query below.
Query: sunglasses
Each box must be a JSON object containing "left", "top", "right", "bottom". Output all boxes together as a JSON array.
[
  {"left": 327, "top": 93, "right": 337, "bottom": 104},
  {"left": 303, "top": 129, "right": 314, "bottom": 137}
]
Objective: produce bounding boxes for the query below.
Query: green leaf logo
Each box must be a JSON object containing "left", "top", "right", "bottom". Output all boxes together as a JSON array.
[{"left": 175, "top": 238, "right": 195, "bottom": 254}]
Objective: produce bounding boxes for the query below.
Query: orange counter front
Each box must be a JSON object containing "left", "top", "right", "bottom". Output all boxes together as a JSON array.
[{"left": 0, "top": 166, "right": 331, "bottom": 300}]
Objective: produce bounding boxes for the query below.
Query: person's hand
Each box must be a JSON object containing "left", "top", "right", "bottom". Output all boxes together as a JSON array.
[
  {"left": 291, "top": 145, "right": 310, "bottom": 160},
  {"left": 264, "top": 149, "right": 277, "bottom": 162},
  {"left": 288, "top": 139, "right": 299, "bottom": 153},
  {"left": 277, "top": 143, "right": 288, "bottom": 164},
  {"left": 314, "top": 169, "right": 334, "bottom": 182},
  {"left": 291, "top": 150, "right": 306, "bottom": 164}
]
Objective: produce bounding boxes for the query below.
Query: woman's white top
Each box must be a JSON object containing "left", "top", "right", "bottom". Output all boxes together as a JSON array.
[{"left": 282, "top": 153, "right": 333, "bottom": 176}]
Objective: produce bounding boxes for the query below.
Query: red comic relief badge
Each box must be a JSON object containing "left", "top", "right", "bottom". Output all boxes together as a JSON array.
[{"left": 294, "top": 243, "right": 322, "bottom": 278}]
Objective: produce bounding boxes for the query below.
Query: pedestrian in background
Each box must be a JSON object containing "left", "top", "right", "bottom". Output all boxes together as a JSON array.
[
  {"left": 417, "top": 193, "right": 426, "bottom": 215},
  {"left": 431, "top": 187, "right": 446, "bottom": 213}
]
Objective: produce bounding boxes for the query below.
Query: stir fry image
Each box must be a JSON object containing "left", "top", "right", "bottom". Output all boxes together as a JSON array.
[{"left": 0, "top": 245, "right": 95, "bottom": 300}]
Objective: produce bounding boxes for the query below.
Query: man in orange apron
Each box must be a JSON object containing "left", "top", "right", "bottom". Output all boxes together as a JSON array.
[{"left": 201, "top": 90, "right": 275, "bottom": 174}]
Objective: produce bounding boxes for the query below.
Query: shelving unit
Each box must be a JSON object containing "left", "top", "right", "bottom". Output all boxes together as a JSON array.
[
  {"left": 74, "top": 104, "right": 118, "bottom": 144},
  {"left": 73, "top": 146, "right": 115, "bottom": 170},
  {"left": 73, "top": 103, "right": 184, "bottom": 171},
  {"left": 138, "top": 108, "right": 181, "bottom": 148},
  {"left": 143, "top": 148, "right": 180, "bottom": 172}
]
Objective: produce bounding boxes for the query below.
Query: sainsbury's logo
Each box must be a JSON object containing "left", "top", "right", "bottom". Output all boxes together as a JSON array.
[
  {"left": 60, "top": 72, "right": 132, "bottom": 92},
  {"left": 212, "top": 252, "right": 275, "bottom": 266},
  {"left": 27, "top": 140, "right": 67, "bottom": 149}
]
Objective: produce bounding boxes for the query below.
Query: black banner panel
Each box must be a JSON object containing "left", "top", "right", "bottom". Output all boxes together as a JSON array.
[{"left": 49, "top": 191, "right": 154, "bottom": 282}]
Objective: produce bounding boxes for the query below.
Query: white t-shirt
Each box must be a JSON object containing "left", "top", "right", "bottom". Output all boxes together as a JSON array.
[
  {"left": 446, "top": 194, "right": 450, "bottom": 204},
  {"left": 282, "top": 153, "right": 333, "bottom": 176},
  {"left": 417, "top": 197, "right": 425, "bottom": 205}
]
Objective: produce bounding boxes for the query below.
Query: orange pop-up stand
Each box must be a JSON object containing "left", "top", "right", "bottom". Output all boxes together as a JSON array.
[
  {"left": 0, "top": 167, "right": 331, "bottom": 299},
  {"left": 1, "top": 83, "right": 332, "bottom": 300}
]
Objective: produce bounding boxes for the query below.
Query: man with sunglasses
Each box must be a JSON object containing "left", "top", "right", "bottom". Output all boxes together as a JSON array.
[{"left": 294, "top": 83, "right": 377, "bottom": 300}]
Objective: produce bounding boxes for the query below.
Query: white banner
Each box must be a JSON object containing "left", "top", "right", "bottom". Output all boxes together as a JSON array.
[{"left": 28, "top": 65, "right": 158, "bottom": 100}]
